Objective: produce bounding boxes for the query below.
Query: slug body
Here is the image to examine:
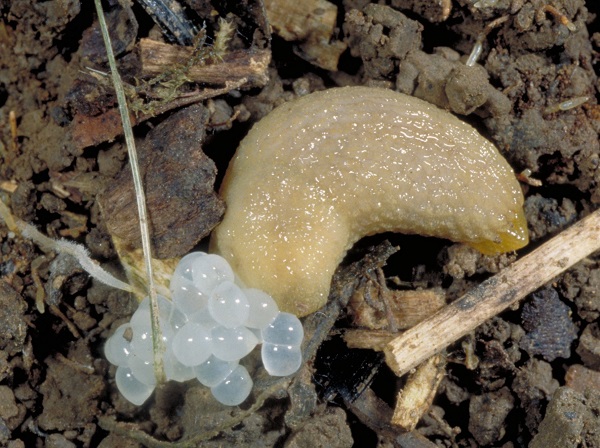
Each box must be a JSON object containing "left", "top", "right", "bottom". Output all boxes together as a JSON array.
[{"left": 211, "top": 86, "right": 528, "bottom": 316}]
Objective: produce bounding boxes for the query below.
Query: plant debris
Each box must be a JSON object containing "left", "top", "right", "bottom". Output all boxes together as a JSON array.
[{"left": 98, "top": 103, "right": 224, "bottom": 259}]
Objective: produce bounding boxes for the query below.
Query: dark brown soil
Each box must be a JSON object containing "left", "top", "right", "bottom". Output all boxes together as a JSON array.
[{"left": 1, "top": 0, "right": 599, "bottom": 447}]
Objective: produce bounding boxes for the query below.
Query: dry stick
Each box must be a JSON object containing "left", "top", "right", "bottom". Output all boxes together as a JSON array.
[
  {"left": 138, "top": 38, "right": 270, "bottom": 87},
  {"left": 384, "top": 208, "right": 600, "bottom": 377}
]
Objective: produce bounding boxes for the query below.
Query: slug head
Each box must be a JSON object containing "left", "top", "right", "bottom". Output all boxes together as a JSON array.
[{"left": 467, "top": 208, "right": 529, "bottom": 255}]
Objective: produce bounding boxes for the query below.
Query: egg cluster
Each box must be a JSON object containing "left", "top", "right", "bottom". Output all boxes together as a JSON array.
[{"left": 104, "top": 252, "right": 303, "bottom": 406}]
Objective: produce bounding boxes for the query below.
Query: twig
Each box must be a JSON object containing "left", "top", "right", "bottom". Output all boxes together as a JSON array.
[
  {"left": 344, "top": 329, "right": 398, "bottom": 351},
  {"left": 30, "top": 265, "right": 46, "bottom": 313},
  {"left": 343, "top": 388, "right": 439, "bottom": 447},
  {"left": 384, "top": 208, "right": 600, "bottom": 377},
  {"left": 56, "top": 352, "right": 95, "bottom": 375},
  {"left": 49, "top": 304, "right": 82, "bottom": 339},
  {"left": 391, "top": 354, "right": 445, "bottom": 431},
  {"left": 93, "top": 0, "right": 165, "bottom": 383},
  {"left": 139, "top": 38, "right": 270, "bottom": 87}
]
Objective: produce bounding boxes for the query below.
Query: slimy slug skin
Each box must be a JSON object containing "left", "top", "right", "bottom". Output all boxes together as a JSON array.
[{"left": 211, "top": 86, "right": 529, "bottom": 316}]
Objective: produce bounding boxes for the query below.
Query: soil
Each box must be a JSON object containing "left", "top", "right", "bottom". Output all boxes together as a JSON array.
[{"left": 1, "top": 0, "right": 600, "bottom": 447}]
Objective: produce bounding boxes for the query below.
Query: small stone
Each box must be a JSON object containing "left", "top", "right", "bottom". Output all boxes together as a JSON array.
[
  {"left": 529, "top": 387, "right": 586, "bottom": 448},
  {"left": 513, "top": 358, "right": 559, "bottom": 431},
  {"left": 445, "top": 64, "right": 489, "bottom": 115},
  {"left": 73, "top": 310, "right": 97, "bottom": 331},
  {"left": 7, "top": 440, "right": 25, "bottom": 448}
]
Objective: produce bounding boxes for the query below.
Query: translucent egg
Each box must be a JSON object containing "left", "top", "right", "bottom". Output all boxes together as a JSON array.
[
  {"left": 188, "top": 306, "right": 219, "bottom": 329},
  {"left": 171, "top": 252, "right": 211, "bottom": 315},
  {"left": 128, "top": 318, "right": 154, "bottom": 362},
  {"left": 128, "top": 353, "right": 157, "bottom": 386},
  {"left": 171, "top": 322, "right": 212, "bottom": 367},
  {"left": 163, "top": 348, "right": 196, "bottom": 382},
  {"left": 261, "top": 343, "right": 302, "bottom": 376},
  {"left": 172, "top": 283, "right": 209, "bottom": 316},
  {"left": 211, "top": 326, "right": 258, "bottom": 362},
  {"left": 129, "top": 296, "right": 179, "bottom": 362},
  {"left": 243, "top": 288, "right": 279, "bottom": 329},
  {"left": 168, "top": 305, "right": 188, "bottom": 332},
  {"left": 105, "top": 323, "right": 132, "bottom": 367},
  {"left": 131, "top": 295, "right": 181, "bottom": 328},
  {"left": 261, "top": 312, "right": 304, "bottom": 346},
  {"left": 210, "top": 365, "right": 253, "bottom": 406},
  {"left": 249, "top": 327, "right": 262, "bottom": 343},
  {"left": 129, "top": 313, "right": 174, "bottom": 363},
  {"left": 171, "top": 252, "right": 207, "bottom": 284},
  {"left": 115, "top": 365, "right": 154, "bottom": 405},
  {"left": 194, "top": 355, "right": 238, "bottom": 387},
  {"left": 130, "top": 301, "right": 150, "bottom": 331},
  {"left": 208, "top": 281, "right": 250, "bottom": 328},
  {"left": 191, "top": 253, "right": 235, "bottom": 292}
]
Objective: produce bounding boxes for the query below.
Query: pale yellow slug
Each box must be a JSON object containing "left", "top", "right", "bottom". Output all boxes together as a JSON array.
[{"left": 211, "top": 86, "right": 528, "bottom": 316}]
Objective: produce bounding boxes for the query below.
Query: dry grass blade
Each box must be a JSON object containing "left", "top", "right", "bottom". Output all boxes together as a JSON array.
[{"left": 93, "top": 0, "right": 165, "bottom": 382}]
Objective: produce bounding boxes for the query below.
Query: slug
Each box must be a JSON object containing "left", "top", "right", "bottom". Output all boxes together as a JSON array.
[{"left": 211, "top": 86, "right": 528, "bottom": 316}]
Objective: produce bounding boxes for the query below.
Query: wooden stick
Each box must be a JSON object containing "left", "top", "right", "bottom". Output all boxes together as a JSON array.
[
  {"left": 139, "top": 38, "right": 271, "bottom": 87},
  {"left": 384, "top": 208, "right": 600, "bottom": 377}
]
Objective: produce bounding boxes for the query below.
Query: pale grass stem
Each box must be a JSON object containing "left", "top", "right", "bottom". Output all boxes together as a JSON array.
[{"left": 94, "top": 0, "right": 165, "bottom": 382}]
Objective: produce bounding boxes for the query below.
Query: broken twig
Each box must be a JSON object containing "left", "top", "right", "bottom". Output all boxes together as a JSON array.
[
  {"left": 391, "top": 354, "right": 445, "bottom": 431},
  {"left": 139, "top": 38, "right": 270, "bottom": 87}
]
